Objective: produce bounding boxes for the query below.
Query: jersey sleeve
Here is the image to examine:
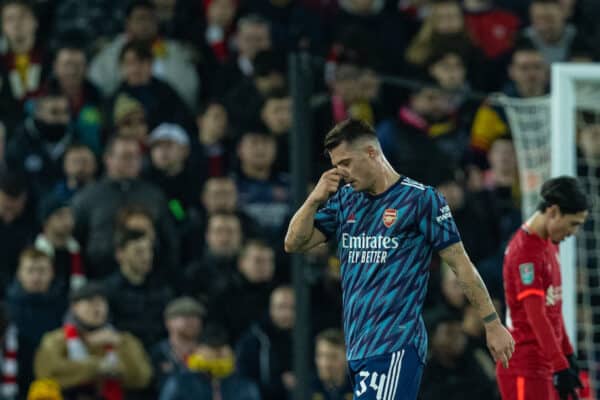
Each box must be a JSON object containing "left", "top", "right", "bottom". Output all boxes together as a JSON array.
[
  {"left": 510, "top": 249, "right": 547, "bottom": 302},
  {"left": 313, "top": 190, "right": 341, "bottom": 240},
  {"left": 417, "top": 188, "right": 461, "bottom": 251}
]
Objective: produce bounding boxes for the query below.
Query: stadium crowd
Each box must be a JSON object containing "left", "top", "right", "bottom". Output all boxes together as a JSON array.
[{"left": 0, "top": 0, "right": 599, "bottom": 398}]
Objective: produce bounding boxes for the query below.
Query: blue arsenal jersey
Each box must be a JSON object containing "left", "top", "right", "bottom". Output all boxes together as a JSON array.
[{"left": 314, "top": 176, "right": 461, "bottom": 362}]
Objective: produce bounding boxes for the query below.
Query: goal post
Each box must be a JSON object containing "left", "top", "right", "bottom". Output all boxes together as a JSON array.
[{"left": 500, "top": 63, "right": 600, "bottom": 398}]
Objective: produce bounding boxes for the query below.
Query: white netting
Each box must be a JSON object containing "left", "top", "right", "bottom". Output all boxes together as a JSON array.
[
  {"left": 499, "top": 82, "right": 600, "bottom": 398},
  {"left": 498, "top": 95, "right": 552, "bottom": 220}
]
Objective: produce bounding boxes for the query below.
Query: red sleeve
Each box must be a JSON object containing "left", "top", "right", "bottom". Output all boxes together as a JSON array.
[
  {"left": 560, "top": 316, "right": 574, "bottom": 357},
  {"left": 522, "top": 295, "right": 569, "bottom": 371}
]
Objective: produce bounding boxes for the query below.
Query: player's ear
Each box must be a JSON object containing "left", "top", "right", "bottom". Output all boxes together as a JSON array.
[
  {"left": 548, "top": 204, "right": 560, "bottom": 219},
  {"left": 366, "top": 145, "right": 377, "bottom": 159}
]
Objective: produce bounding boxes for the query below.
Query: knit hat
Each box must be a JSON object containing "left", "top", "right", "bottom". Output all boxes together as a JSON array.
[
  {"left": 113, "top": 94, "right": 145, "bottom": 125},
  {"left": 38, "top": 194, "right": 70, "bottom": 223},
  {"left": 69, "top": 282, "right": 106, "bottom": 304},
  {"left": 148, "top": 123, "right": 190, "bottom": 146},
  {"left": 164, "top": 297, "right": 206, "bottom": 320}
]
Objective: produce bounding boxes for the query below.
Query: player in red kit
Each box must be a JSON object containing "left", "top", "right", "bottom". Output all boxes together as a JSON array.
[{"left": 498, "top": 177, "right": 589, "bottom": 400}]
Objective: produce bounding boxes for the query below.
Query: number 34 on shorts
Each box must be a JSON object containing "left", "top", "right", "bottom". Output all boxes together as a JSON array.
[{"left": 348, "top": 347, "right": 424, "bottom": 400}]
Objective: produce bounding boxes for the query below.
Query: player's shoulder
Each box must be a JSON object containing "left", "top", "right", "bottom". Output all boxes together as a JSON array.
[{"left": 505, "top": 228, "right": 547, "bottom": 262}]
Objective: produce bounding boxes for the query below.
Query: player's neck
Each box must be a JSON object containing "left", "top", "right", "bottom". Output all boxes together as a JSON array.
[
  {"left": 368, "top": 164, "right": 401, "bottom": 195},
  {"left": 526, "top": 212, "right": 549, "bottom": 240}
]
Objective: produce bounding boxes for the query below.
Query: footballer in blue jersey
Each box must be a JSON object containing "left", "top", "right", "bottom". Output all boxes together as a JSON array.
[{"left": 285, "top": 119, "right": 515, "bottom": 400}]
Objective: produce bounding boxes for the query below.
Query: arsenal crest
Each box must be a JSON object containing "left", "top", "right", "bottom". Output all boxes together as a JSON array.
[{"left": 383, "top": 209, "right": 397, "bottom": 227}]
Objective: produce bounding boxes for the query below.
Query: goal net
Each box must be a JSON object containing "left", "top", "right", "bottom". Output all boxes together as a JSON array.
[{"left": 499, "top": 64, "right": 600, "bottom": 400}]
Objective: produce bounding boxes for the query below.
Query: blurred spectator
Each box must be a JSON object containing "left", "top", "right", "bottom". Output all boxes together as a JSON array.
[
  {"left": 463, "top": 0, "right": 521, "bottom": 60},
  {"left": 142, "top": 123, "right": 198, "bottom": 212},
  {"left": 53, "top": 143, "right": 97, "bottom": 201},
  {"left": 470, "top": 38, "right": 548, "bottom": 162},
  {"left": 26, "top": 378, "right": 63, "bottom": 400},
  {"left": 522, "top": 0, "right": 581, "bottom": 64},
  {"left": 234, "top": 130, "right": 290, "bottom": 244},
  {"left": 112, "top": 93, "right": 150, "bottom": 145},
  {"left": 310, "top": 251, "right": 343, "bottom": 335},
  {"left": 190, "top": 101, "right": 232, "bottom": 178},
  {"left": 183, "top": 212, "right": 243, "bottom": 301},
  {"left": 208, "top": 239, "right": 276, "bottom": 342},
  {"left": 244, "top": 0, "right": 323, "bottom": 54},
  {"left": 310, "top": 329, "right": 353, "bottom": 400},
  {"left": 153, "top": 0, "right": 203, "bottom": 44},
  {"left": 578, "top": 112, "right": 600, "bottom": 171},
  {"left": 52, "top": 0, "right": 129, "bottom": 51},
  {"left": 202, "top": 0, "right": 238, "bottom": 64},
  {"left": 332, "top": 0, "right": 410, "bottom": 71},
  {"left": 224, "top": 50, "right": 286, "bottom": 134},
  {"left": 151, "top": 297, "right": 206, "bottom": 392},
  {"left": 51, "top": 37, "right": 103, "bottom": 155},
  {"left": 420, "top": 310, "right": 498, "bottom": 400},
  {"left": 71, "top": 135, "right": 179, "bottom": 279},
  {"left": 376, "top": 83, "right": 458, "bottom": 185},
  {"left": 103, "top": 228, "right": 174, "bottom": 349},
  {"left": 159, "top": 324, "right": 261, "bottom": 400},
  {"left": 89, "top": 0, "right": 199, "bottom": 111},
  {"left": 259, "top": 89, "right": 292, "bottom": 173},
  {"left": 405, "top": 0, "right": 474, "bottom": 68},
  {"left": 34, "top": 282, "right": 152, "bottom": 399},
  {"left": 109, "top": 40, "right": 193, "bottom": 131},
  {"left": 6, "top": 82, "right": 84, "bottom": 197},
  {"left": 212, "top": 14, "right": 273, "bottom": 97},
  {"left": 0, "top": 171, "right": 37, "bottom": 293},
  {"left": 0, "top": 0, "right": 46, "bottom": 104},
  {"left": 434, "top": 169, "right": 501, "bottom": 263},
  {"left": 34, "top": 194, "right": 86, "bottom": 294},
  {"left": 237, "top": 285, "right": 295, "bottom": 400},
  {"left": 6, "top": 248, "right": 67, "bottom": 397}
]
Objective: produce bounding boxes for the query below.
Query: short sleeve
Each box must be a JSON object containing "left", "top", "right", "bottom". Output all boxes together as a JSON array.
[
  {"left": 417, "top": 188, "right": 461, "bottom": 251},
  {"left": 313, "top": 191, "right": 341, "bottom": 240}
]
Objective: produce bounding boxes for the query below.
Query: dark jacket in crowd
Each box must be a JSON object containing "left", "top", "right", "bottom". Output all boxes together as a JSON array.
[
  {"left": 0, "top": 208, "right": 37, "bottom": 295},
  {"left": 5, "top": 280, "right": 67, "bottom": 396},
  {"left": 208, "top": 277, "right": 274, "bottom": 344},
  {"left": 159, "top": 371, "right": 261, "bottom": 400},
  {"left": 102, "top": 271, "right": 174, "bottom": 349},
  {"left": 236, "top": 317, "right": 293, "bottom": 400},
  {"left": 71, "top": 177, "right": 179, "bottom": 280},
  {"left": 309, "top": 374, "right": 354, "bottom": 400}
]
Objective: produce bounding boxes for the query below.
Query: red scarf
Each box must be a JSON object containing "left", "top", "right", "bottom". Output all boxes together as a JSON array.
[
  {"left": 1, "top": 325, "right": 18, "bottom": 398},
  {"left": 0, "top": 48, "right": 44, "bottom": 101},
  {"left": 63, "top": 324, "right": 123, "bottom": 400},
  {"left": 35, "top": 235, "right": 87, "bottom": 291}
]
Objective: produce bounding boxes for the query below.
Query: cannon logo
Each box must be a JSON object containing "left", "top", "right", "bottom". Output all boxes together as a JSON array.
[{"left": 382, "top": 209, "right": 397, "bottom": 228}]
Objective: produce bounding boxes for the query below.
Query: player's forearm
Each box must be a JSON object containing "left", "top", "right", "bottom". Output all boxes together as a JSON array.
[
  {"left": 284, "top": 199, "right": 320, "bottom": 253},
  {"left": 440, "top": 244, "right": 499, "bottom": 324},
  {"left": 453, "top": 262, "right": 499, "bottom": 323}
]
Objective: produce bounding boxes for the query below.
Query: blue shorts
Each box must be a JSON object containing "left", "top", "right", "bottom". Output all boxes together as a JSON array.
[{"left": 348, "top": 346, "right": 424, "bottom": 400}]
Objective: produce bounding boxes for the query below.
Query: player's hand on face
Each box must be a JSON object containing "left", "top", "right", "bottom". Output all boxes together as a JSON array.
[
  {"left": 485, "top": 322, "right": 515, "bottom": 368},
  {"left": 308, "top": 168, "right": 342, "bottom": 204}
]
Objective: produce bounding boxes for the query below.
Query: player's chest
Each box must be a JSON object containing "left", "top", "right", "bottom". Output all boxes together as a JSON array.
[
  {"left": 339, "top": 199, "right": 416, "bottom": 237},
  {"left": 541, "top": 249, "right": 563, "bottom": 307}
]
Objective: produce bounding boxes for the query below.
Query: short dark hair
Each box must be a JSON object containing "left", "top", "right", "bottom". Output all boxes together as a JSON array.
[
  {"left": 537, "top": 176, "right": 589, "bottom": 214},
  {"left": 316, "top": 328, "right": 345, "bottom": 347},
  {"left": 51, "top": 29, "right": 88, "bottom": 61},
  {"left": 199, "top": 324, "right": 230, "bottom": 348},
  {"left": 125, "top": 0, "right": 155, "bottom": 18},
  {"left": 119, "top": 40, "right": 153, "bottom": 63},
  {"left": 116, "top": 204, "right": 153, "bottom": 230},
  {"left": 1, "top": 0, "right": 34, "bottom": 15},
  {"left": 240, "top": 239, "right": 272, "bottom": 259},
  {"left": 114, "top": 228, "right": 148, "bottom": 250},
  {"left": 323, "top": 119, "right": 377, "bottom": 152},
  {"left": 511, "top": 36, "right": 540, "bottom": 59},
  {"left": 0, "top": 171, "right": 27, "bottom": 197},
  {"left": 19, "top": 246, "right": 52, "bottom": 266}
]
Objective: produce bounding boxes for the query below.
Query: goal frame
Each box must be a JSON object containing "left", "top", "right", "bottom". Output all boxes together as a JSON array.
[{"left": 551, "top": 63, "right": 600, "bottom": 346}]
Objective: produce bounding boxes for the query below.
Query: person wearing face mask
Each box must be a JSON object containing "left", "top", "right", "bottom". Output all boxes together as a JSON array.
[
  {"left": 5, "top": 82, "right": 78, "bottom": 198},
  {"left": 34, "top": 282, "right": 152, "bottom": 400},
  {"left": 159, "top": 324, "right": 261, "bottom": 400}
]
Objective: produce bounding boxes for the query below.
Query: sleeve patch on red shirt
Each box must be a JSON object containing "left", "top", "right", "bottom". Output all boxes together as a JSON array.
[{"left": 519, "top": 262, "right": 535, "bottom": 285}]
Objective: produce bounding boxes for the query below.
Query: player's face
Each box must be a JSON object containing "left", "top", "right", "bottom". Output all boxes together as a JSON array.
[
  {"left": 329, "top": 140, "right": 376, "bottom": 191},
  {"left": 547, "top": 207, "right": 588, "bottom": 243}
]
